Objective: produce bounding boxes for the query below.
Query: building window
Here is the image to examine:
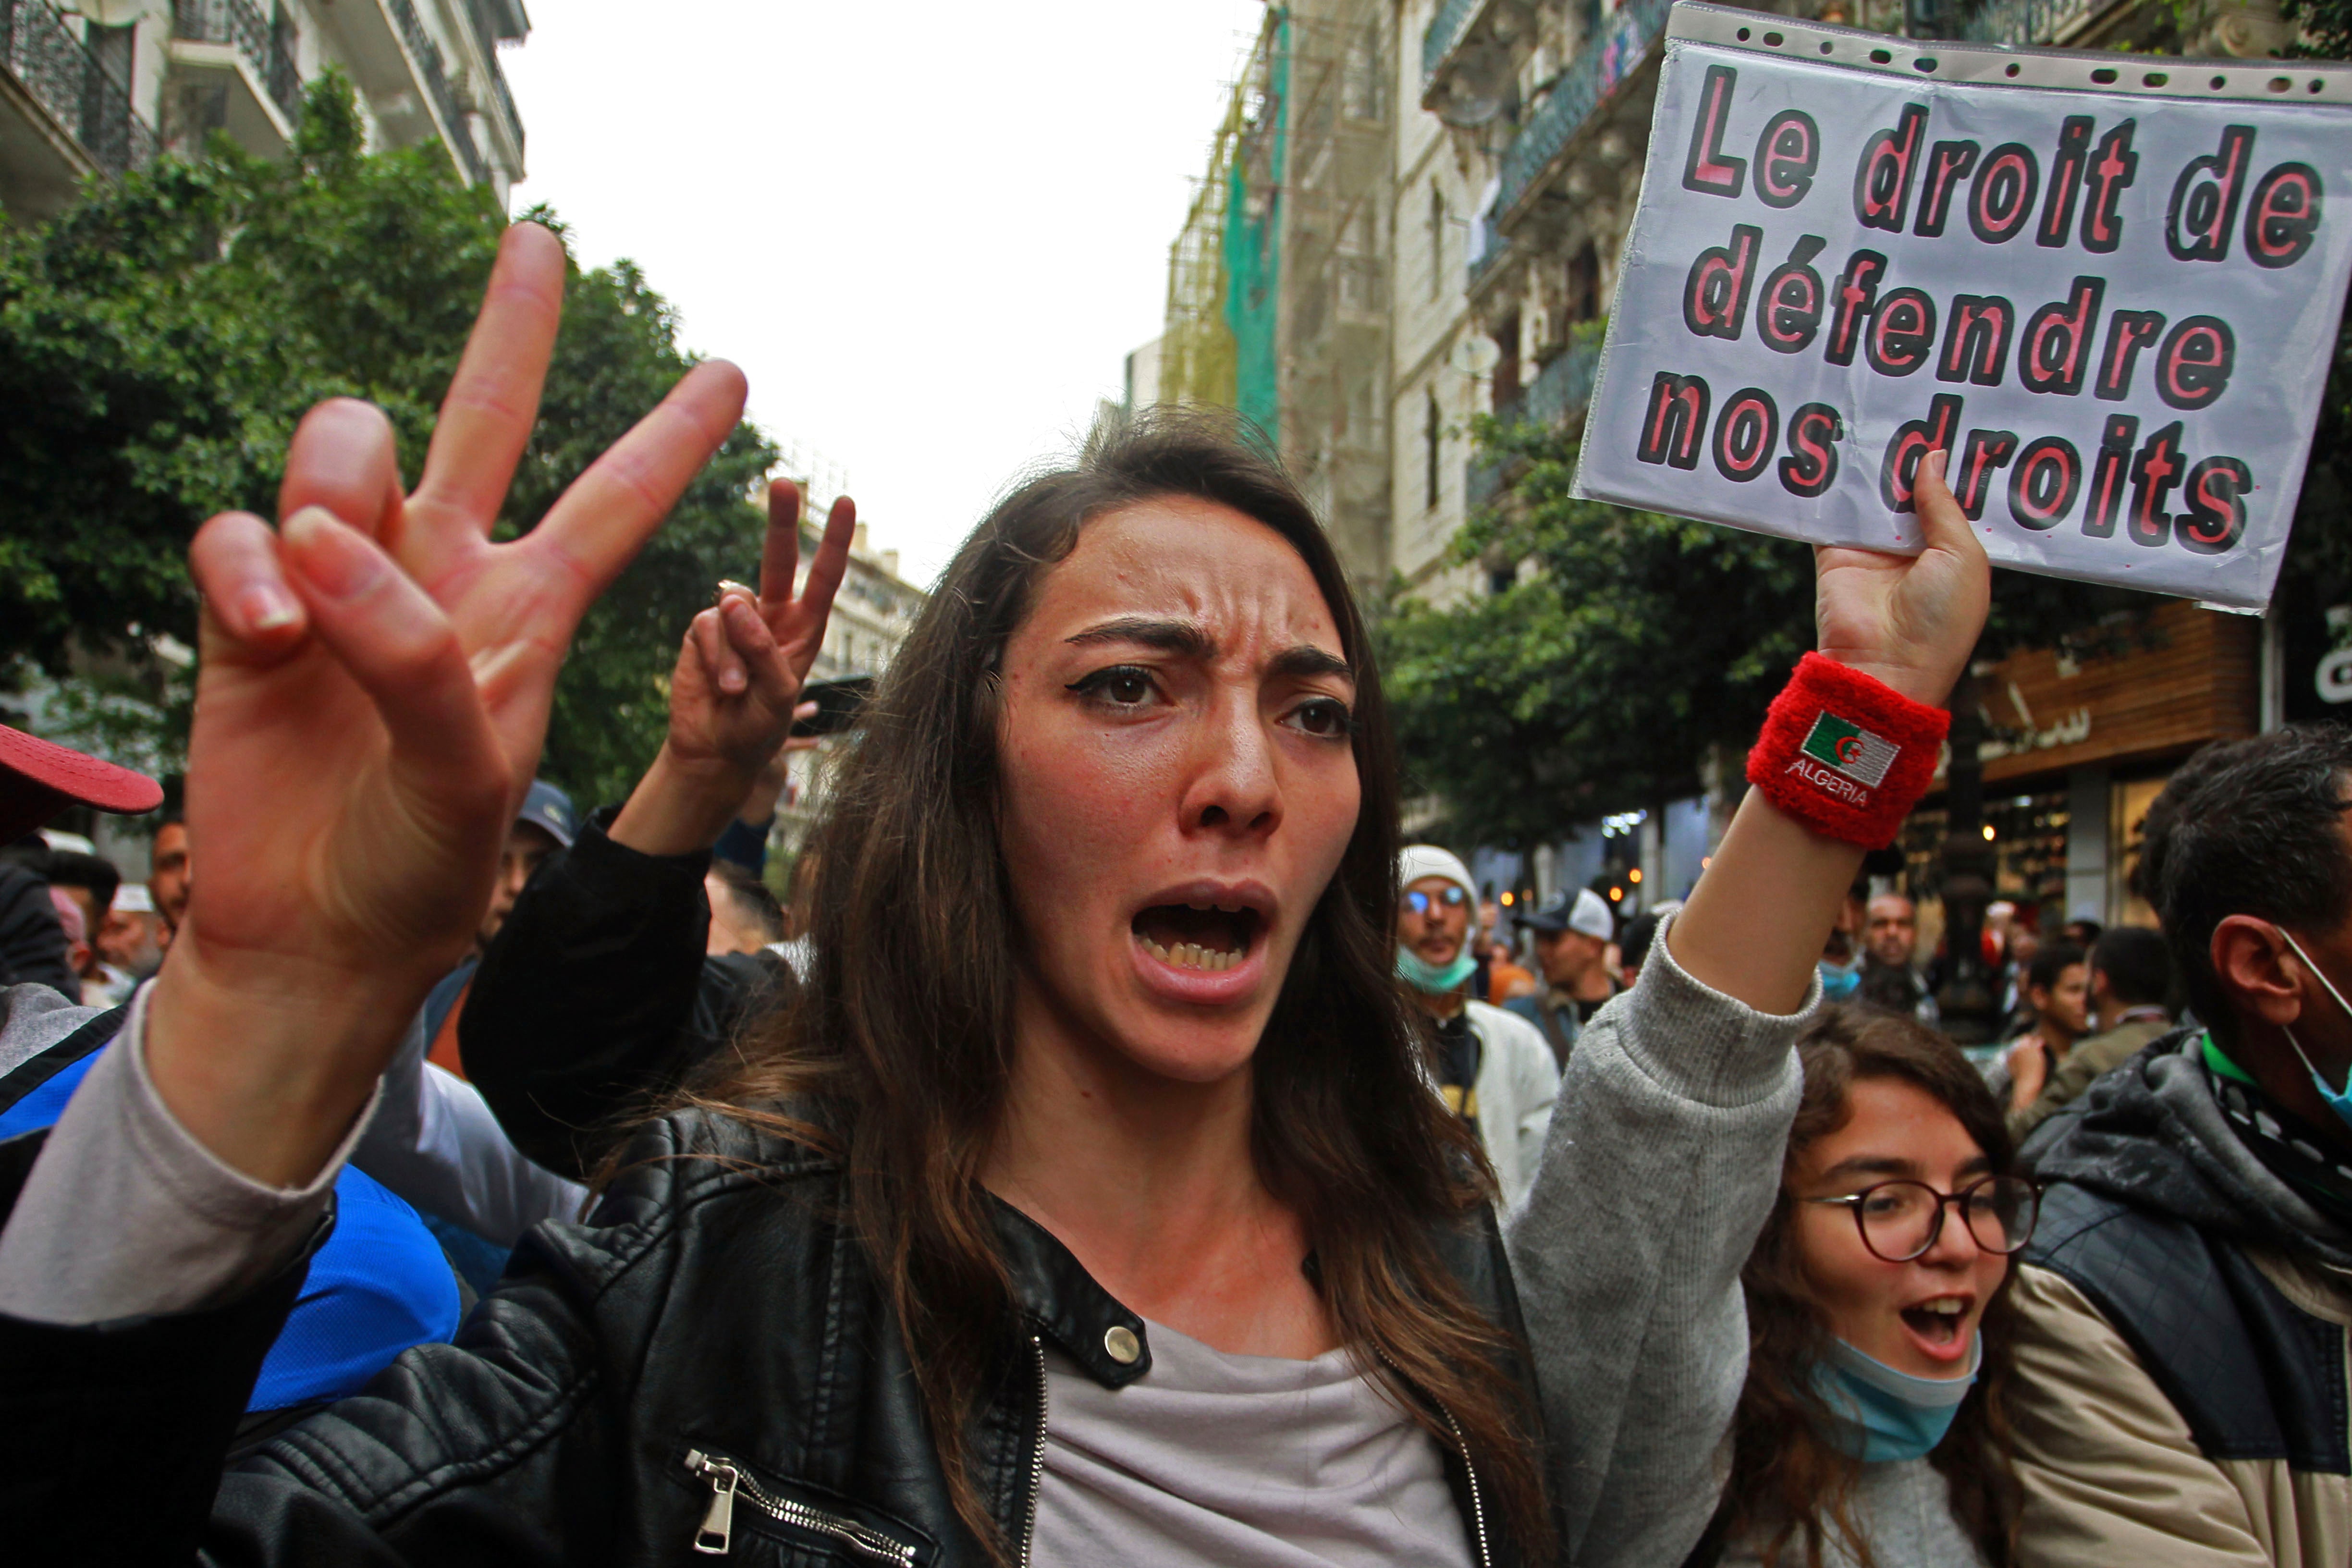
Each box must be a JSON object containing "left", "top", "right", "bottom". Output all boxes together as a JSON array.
[
  {"left": 1568, "top": 241, "right": 1602, "bottom": 322},
  {"left": 1424, "top": 390, "right": 1442, "bottom": 510},
  {"left": 1492, "top": 311, "right": 1522, "bottom": 411},
  {"left": 1428, "top": 183, "right": 1446, "bottom": 302},
  {"left": 85, "top": 21, "right": 133, "bottom": 94}
]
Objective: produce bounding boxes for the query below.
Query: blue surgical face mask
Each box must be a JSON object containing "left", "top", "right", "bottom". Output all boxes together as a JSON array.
[
  {"left": 1396, "top": 945, "right": 1478, "bottom": 995},
  {"left": 2275, "top": 929, "right": 2352, "bottom": 1133},
  {"left": 1812, "top": 1334, "right": 1980, "bottom": 1463},
  {"left": 1819, "top": 953, "right": 1863, "bottom": 1001}
]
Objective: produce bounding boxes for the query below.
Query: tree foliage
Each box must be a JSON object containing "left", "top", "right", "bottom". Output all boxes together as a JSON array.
[
  {"left": 0, "top": 74, "right": 776, "bottom": 803},
  {"left": 1377, "top": 416, "right": 2163, "bottom": 847},
  {"left": 2282, "top": 0, "right": 2352, "bottom": 56}
]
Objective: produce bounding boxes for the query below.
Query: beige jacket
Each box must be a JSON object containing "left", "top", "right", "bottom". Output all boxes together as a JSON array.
[{"left": 2008, "top": 1256, "right": 2352, "bottom": 1566}]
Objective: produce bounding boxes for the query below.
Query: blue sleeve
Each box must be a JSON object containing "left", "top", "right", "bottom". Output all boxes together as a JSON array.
[{"left": 246, "top": 1168, "right": 461, "bottom": 1412}]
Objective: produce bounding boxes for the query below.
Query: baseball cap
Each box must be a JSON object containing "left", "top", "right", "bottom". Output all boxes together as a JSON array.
[
  {"left": 1522, "top": 887, "right": 1615, "bottom": 942},
  {"left": 0, "top": 723, "right": 164, "bottom": 846},
  {"left": 516, "top": 779, "right": 578, "bottom": 848}
]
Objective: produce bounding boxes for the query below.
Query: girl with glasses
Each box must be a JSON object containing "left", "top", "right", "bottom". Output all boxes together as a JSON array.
[{"left": 1690, "top": 1005, "right": 2038, "bottom": 1568}]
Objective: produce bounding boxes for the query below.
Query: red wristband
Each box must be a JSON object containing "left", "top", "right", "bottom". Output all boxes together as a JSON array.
[{"left": 1746, "top": 654, "right": 1950, "bottom": 848}]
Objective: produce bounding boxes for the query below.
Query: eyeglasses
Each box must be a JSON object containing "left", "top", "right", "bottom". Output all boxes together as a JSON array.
[
  {"left": 1403, "top": 886, "right": 1469, "bottom": 916},
  {"left": 1803, "top": 1176, "right": 2040, "bottom": 1263}
]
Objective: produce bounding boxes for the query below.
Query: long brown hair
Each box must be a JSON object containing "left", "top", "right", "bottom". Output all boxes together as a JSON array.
[
  {"left": 690, "top": 409, "right": 1551, "bottom": 1562},
  {"left": 1705, "top": 1006, "right": 2025, "bottom": 1568}
]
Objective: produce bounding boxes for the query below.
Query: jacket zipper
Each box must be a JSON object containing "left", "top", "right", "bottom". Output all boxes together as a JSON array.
[
  {"left": 1017, "top": 1333, "right": 1049, "bottom": 1568},
  {"left": 1374, "top": 1348, "right": 1494, "bottom": 1568},
  {"left": 684, "top": 1449, "right": 918, "bottom": 1564},
  {"left": 1435, "top": 1401, "right": 1495, "bottom": 1568}
]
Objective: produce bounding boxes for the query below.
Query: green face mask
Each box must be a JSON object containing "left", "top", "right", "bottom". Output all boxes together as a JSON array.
[{"left": 1396, "top": 944, "right": 1477, "bottom": 995}]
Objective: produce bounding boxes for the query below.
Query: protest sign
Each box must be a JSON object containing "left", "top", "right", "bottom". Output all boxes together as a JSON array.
[{"left": 1572, "top": 3, "right": 2352, "bottom": 609}]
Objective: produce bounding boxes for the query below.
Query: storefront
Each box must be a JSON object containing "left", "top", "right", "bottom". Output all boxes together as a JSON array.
[{"left": 1899, "top": 600, "right": 2261, "bottom": 934}]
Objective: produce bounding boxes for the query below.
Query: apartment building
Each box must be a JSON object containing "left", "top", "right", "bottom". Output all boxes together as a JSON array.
[
  {"left": 1, "top": 0, "right": 528, "bottom": 222},
  {"left": 1159, "top": 0, "right": 1399, "bottom": 604}
]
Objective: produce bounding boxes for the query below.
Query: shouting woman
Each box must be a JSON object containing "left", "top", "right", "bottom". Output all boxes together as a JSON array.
[{"left": 0, "top": 223, "right": 1990, "bottom": 1566}]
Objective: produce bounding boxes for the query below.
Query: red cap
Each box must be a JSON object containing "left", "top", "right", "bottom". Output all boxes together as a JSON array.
[{"left": 0, "top": 723, "right": 165, "bottom": 845}]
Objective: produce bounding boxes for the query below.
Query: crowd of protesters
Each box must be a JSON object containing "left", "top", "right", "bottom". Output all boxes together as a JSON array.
[{"left": 0, "top": 223, "right": 2347, "bottom": 1568}]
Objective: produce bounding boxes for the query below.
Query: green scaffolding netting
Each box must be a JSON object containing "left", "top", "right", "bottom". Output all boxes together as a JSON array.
[{"left": 1224, "top": 9, "right": 1287, "bottom": 443}]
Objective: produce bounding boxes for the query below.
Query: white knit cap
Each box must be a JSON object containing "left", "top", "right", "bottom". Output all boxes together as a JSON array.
[
  {"left": 1397, "top": 845, "right": 1478, "bottom": 906},
  {"left": 112, "top": 882, "right": 153, "bottom": 914}
]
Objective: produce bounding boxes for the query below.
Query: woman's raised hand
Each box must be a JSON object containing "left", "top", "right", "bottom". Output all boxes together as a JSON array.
[
  {"left": 607, "top": 480, "right": 858, "bottom": 857},
  {"left": 1812, "top": 452, "right": 1991, "bottom": 708},
  {"left": 150, "top": 222, "right": 747, "bottom": 1185},
  {"left": 1668, "top": 453, "right": 1992, "bottom": 1014}
]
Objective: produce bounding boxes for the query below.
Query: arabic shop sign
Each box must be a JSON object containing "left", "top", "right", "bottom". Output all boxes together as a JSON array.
[{"left": 1948, "top": 600, "right": 2260, "bottom": 783}]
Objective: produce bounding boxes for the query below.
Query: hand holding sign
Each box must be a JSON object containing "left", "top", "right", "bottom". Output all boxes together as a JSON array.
[{"left": 1818, "top": 449, "right": 1990, "bottom": 707}]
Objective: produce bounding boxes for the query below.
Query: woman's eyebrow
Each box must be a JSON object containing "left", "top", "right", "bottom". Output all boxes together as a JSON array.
[
  {"left": 1063, "top": 620, "right": 1352, "bottom": 683},
  {"left": 1269, "top": 645, "right": 1354, "bottom": 684},
  {"left": 1817, "top": 1154, "right": 1922, "bottom": 1181},
  {"left": 1064, "top": 617, "right": 1213, "bottom": 658}
]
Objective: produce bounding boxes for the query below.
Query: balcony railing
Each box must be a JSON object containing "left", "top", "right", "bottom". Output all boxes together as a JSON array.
[
  {"left": 1952, "top": 0, "right": 2102, "bottom": 47},
  {"left": 386, "top": 0, "right": 488, "bottom": 184},
  {"left": 460, "top": 0, "right": 524, "bottom": 156},
  {"left": 1526, "top": 331, "right": 1603, "bottom": 428},
  {"left": 0, "top": 0, "right": 159, "bottom": 179},
  {"left": 485, "top": 49, "right": 521, "bottom": 156},
  {"left": 1493, "top": 0, "right": 1674, "bottom": 227},
  {"left": 172, "top": 0, "right": 301, "bottom": 124},
  {"left": 1422, "top": 0, "right": 1492, "bottom": 85},
  {"left": 1468, "top": 331, "right": 1605, "bottom": 507}
]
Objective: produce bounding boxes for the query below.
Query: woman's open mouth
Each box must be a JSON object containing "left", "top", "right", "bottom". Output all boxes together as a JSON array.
[
  {"left": 1898, "top": 1296, "right": 1973, "bottom": 1354},
  {"left": 1132, "top": 903, "right": 1262, "bottom": 973}
]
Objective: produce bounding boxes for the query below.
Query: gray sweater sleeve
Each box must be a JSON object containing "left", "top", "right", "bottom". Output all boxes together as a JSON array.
[
  {"left": 1505, "top": 925, "right": 1810, "bottom": 1568},
  {"left": 0, "top": 985, "right": 367, "bottom": 1324}
]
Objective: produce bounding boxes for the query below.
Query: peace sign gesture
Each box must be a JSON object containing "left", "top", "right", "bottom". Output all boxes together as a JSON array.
[
  {"left": 609, "top": 479, "right": 859, "bottom": 857},
  {"left": 149, "top": 223, "right": 749, "bottom": 1185}
]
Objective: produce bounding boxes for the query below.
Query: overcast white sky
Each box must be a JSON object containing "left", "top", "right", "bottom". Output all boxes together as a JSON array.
[{"left": 499, "top": 1, "right": 1269, "bottom": 586}]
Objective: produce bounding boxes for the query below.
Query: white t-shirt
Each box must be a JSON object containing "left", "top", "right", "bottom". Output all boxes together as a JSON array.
[{"left": 1034, "top": 1316, "right": 1475, "bottom": 1568}]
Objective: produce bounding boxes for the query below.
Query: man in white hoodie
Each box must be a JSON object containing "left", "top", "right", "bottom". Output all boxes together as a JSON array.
[{"left": 1394, "top": 844, "right": 1562, "bottom": 1210}]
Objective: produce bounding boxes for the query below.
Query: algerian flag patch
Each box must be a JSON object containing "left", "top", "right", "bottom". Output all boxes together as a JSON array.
[{"left": 1800, "top": 712, "right": 1899, "bottom": 788}]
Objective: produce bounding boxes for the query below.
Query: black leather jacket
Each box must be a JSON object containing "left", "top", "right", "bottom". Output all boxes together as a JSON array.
[{"left": 0, "top": 1100, "right": 1544, "bottom": 1565}]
